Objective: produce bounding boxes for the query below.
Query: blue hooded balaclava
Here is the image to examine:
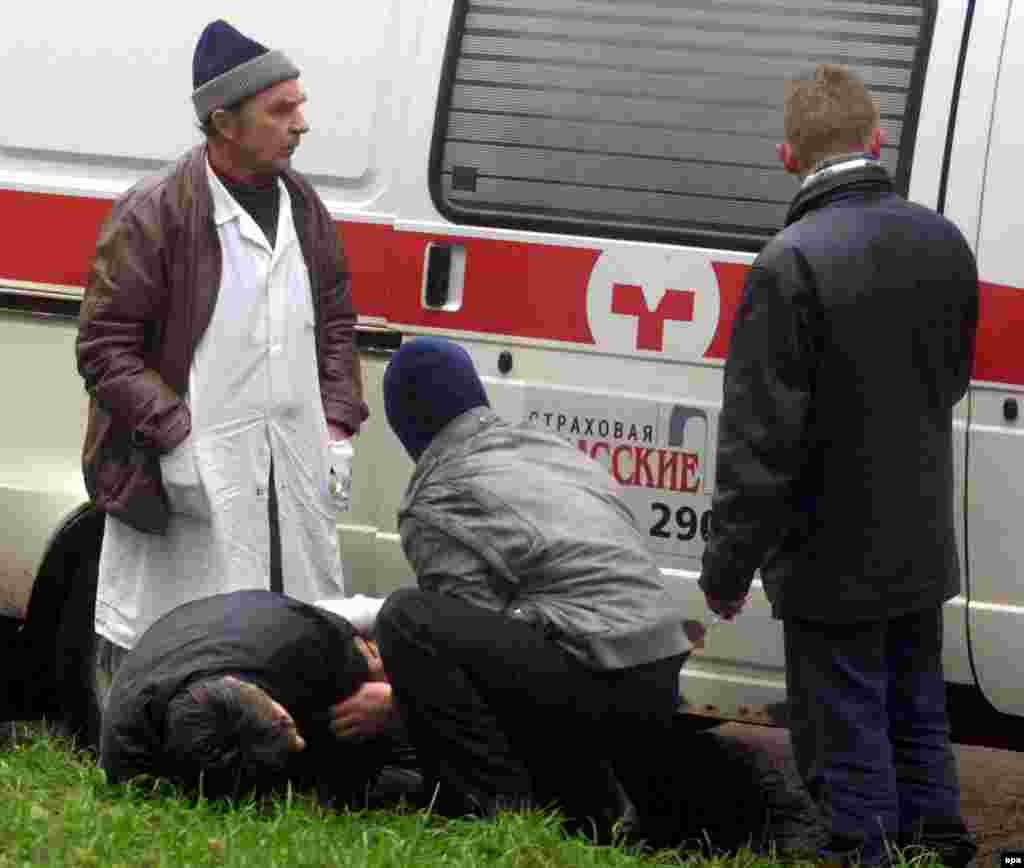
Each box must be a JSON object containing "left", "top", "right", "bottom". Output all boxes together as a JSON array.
[{"left": 383, "top": 337, "right": 490, "bottom": 462}]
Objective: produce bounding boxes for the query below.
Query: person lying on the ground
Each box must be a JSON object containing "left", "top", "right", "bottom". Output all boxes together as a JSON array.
[
  {"left": 99, "top": 589, "right": 418, "bottom": 804},
  {"left": 322, "top": 337, "right": 695, "bottom": 848}
]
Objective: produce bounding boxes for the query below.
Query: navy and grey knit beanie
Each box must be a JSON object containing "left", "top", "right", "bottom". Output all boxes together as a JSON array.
[
  {"left": 383, "top": 337, "right": 490, "bottom": 462},
  {"left": 192, "top": 20, "right": 300, "bottom": 121}
]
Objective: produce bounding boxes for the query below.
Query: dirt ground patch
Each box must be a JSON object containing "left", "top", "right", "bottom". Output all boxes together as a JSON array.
[
  {"left": 954, "top": 741, "right": 1024, "bottom": 863},
  {"left": 706, "top": 722, "right": 1024, "bottom": 865}
]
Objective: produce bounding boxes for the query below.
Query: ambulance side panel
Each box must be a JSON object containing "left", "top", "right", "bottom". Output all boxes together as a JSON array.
[{"left": 959, "top": 0, "right": 1024, "bottom": 718}]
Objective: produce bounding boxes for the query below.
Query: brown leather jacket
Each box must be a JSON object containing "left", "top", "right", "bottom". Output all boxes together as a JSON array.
[{"left": 77, "top": 145, "right": 368, "bottom": 534}]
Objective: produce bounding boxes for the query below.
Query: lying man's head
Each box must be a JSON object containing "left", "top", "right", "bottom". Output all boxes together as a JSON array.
[
  {"left": 163, "top": 675, "right": 306, "bottom": 799},
  {"left": 158, "top": 631, "right": 387, "bottom": 799}
]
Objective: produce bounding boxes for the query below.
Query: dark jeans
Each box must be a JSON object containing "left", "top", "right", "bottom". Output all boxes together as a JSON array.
[
  {"left": 377, "top": 589, "right": 686, "bottom": 845},
  {"left": 784, "top": 606, "right": 974, "bottom": 867}
]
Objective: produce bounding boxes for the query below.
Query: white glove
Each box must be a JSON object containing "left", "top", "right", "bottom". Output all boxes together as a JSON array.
[
  {"left": 326, "top": 438, "right": 355, "bottom": 513},
  {"left": 315, "top": 594, "right": 386, "bottom": 635}
]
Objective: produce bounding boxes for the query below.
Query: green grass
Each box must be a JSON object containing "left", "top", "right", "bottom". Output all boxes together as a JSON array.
[{"left": 0, "top": 723, "right": 947, "bottom": 868}]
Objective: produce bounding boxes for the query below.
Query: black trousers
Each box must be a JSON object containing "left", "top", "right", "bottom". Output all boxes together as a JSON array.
[
  {"left": 377, "top": 588, "right": 685, "bottom": 843},
  {"left": 784, "top": 607, "right": 973, "bottom": 867}
]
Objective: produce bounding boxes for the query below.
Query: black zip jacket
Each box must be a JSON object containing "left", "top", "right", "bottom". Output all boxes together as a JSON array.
[
  {"left": 100, "top": 590, "right": 374, "bottom": 795},
  {"left": 700, "top": 158, "right": 979, "bottom": 622}
]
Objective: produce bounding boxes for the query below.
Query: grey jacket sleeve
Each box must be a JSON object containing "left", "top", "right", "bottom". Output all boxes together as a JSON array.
[
  {"left": 400, "top": 517, "right": 510, "bottom": 613},
  {"left": 699, "top": 256, "right": 815, "bottom": 602}
]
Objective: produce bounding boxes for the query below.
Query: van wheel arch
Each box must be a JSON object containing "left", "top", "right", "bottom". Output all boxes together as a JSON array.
[{"left": 15, "top": 502, "right": 104, "bottom": 750}]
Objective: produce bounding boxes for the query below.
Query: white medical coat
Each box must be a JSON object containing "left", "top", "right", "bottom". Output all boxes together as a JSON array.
[{"left": 95, "top": 163, "right": 347, "bottom": 649}]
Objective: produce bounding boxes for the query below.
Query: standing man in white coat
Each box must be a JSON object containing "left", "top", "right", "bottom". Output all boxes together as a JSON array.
[{"left": 77, "top": 19, "right": 368, "bottom": 693}]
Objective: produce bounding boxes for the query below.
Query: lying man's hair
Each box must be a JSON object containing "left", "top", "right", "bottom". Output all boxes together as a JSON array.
[{"left": 163, "top": 676, "right": 293, "bottom": 800}]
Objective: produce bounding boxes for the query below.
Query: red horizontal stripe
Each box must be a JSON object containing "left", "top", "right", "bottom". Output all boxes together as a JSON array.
[
  {"left": 0, "top": 189, "right": 111, "bottom": 287},
  {"left": 0, "top": 189, "right": 1018, "bottom": 385},
  {"left": 383, "top": 231, "right": 599, "bottom": 345},
  {"left": 975, "top": 281, "right": 1020, "bottom": 384},
  {"left": 706, "top": 261, "right": 748, "bottom": 360}
]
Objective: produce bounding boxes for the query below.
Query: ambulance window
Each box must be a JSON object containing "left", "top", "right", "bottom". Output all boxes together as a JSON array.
[{"left": 430, "top": 0, "right": 934, "bottom": 250}]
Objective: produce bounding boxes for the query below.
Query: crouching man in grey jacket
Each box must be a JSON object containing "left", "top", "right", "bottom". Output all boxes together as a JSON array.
[{"left": 325, "top": 336, "right": 693, "bottom": 845}]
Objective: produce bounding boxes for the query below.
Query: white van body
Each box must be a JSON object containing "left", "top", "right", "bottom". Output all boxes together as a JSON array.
[{"left": 3, "top": 0, "right": 1023, "bottom": 729}]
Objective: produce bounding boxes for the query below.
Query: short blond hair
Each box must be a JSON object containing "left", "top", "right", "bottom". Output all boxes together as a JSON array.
[{"left": 784, "top": 65, "right": 880, "bottom": 169}]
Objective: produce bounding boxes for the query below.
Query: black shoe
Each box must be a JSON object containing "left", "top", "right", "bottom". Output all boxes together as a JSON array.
[
  {"left": 902, "top": 819, "right": 977, "bottom": 868},
  {"left": 366, "top": 765, "right": 427, "bottom": 809}
]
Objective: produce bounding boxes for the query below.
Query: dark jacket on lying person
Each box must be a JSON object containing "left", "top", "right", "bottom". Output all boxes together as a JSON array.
[{"left": 100, "top": 589, "right": 390, "bottom": 801}]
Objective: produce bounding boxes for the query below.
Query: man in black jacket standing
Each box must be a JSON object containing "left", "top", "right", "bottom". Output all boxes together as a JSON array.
[{"left": 699, "top": 65, "right": 978, "bottom": 867}]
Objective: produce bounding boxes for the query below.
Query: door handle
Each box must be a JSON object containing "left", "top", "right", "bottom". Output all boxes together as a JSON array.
[
  {"left": 424, "top": 243, "right": 452, "bottom": 308},
  {"left": 422, "top": 242, "right": 465, "bottom": 310}
]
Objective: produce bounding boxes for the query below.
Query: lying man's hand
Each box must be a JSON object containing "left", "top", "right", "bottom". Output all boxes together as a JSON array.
[{"left": 329, "top": 683, "right": 402, "bottom": 741}]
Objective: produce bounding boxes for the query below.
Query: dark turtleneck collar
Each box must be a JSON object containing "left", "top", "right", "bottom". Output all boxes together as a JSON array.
[
  {"left": 785, "top": 154, "right": 893, "bottom": 227},
  {"left": 213, "top": 166, "right": 281, "bottom": 249}
]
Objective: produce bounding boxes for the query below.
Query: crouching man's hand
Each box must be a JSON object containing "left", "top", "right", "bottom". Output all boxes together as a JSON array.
[{"left": 329, "top": 683, "right": 402, "bottom": 742}]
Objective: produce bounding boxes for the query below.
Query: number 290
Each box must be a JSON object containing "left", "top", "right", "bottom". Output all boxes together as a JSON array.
[{"left": 650, "top": 503, "right": 713, "bottom": 542}]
